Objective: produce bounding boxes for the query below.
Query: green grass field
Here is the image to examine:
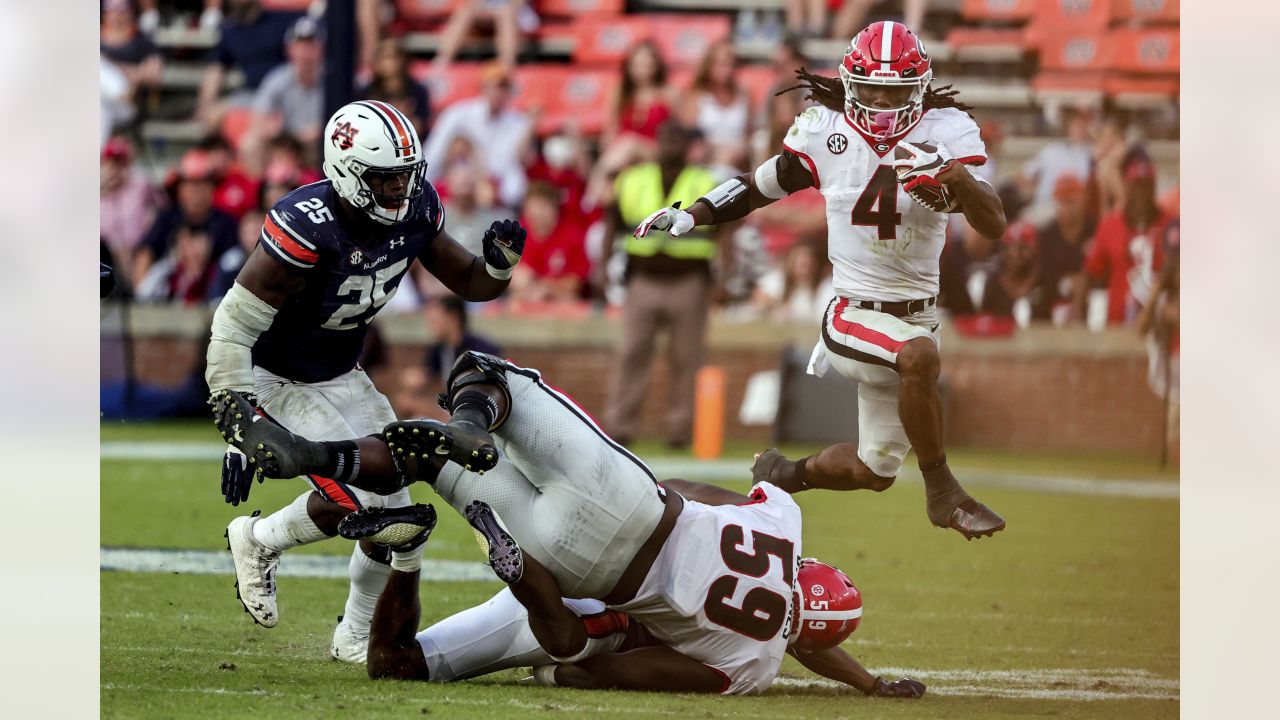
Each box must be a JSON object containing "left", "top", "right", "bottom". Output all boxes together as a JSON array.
[{"left": 102, "top": 420, "right": 1178, "bottom": 719}]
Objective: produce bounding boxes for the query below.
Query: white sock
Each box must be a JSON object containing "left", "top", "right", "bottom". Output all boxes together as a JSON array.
[
  {"left": 391, "top": 544, "right": 425, "bottom": 573},
  {"left": 342, "top": 546, "right": 392, "bottom": 631},
  {"left": 251, "top": 492, "right": 327, "bottom": 553}
]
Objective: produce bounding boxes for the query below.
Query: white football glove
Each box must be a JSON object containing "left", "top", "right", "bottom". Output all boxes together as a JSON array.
[
  {"left": 633, "top": 204, "right": 696, "bottom": 238},
  {"left": 892, "top": 141, "right": 957, "bottom": 183}
]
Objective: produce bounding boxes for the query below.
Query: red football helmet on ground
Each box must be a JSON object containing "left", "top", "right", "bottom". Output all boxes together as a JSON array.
[
  {"left": 791, "top": 558, "right": 863, "bottom": 652},
  {"left": 839, "top": 21, "right": 933, "bottom": 141}
]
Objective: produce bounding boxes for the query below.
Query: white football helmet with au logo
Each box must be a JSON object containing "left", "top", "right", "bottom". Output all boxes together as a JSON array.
[{"left": 322, "top": 100, "right": 426, "bottom": 225}]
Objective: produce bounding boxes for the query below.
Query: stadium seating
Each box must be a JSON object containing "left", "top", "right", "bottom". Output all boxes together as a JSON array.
[{"left": 516, "top": 65, "right": 619, "bottom": 135}]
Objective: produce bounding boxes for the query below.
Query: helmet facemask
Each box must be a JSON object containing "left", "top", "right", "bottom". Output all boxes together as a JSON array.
[
  {"left": 839, "top": 65, "right": 931, "bottom": 142},
  {"left": 343, "top": 158, "right": 428, "bottom": 226}
]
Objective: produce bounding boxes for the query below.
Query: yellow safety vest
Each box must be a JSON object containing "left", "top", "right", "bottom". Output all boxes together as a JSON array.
[{"left": 616, "top": 163, "right": 719, "bottom": 260}]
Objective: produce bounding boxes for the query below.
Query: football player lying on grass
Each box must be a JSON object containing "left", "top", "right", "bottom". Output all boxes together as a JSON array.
[{"left": 211, "top": 352, "right": 924, "bottom": 697}]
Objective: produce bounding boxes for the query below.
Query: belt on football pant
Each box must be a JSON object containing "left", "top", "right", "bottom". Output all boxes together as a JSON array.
[
  {"left": 854, "top": 296, "right": 937, "bottom": 317},
  {"left": 601, "top": 490, "right": 684, "bottom": 606}
]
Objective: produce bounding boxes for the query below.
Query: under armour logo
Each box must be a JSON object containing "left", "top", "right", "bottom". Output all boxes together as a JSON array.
[{"left": 390, "top": 236, "right": 405, "bottom": 249}]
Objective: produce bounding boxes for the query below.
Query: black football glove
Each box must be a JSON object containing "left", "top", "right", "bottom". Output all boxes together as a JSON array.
[
  {"left": 868, "top": 677, "right": 927, "bottom": 699},
  {"left": 482, "top": 219, "right": 526, "bottom": 280},
  {"left": 208, "top": 390, "right": 263, "bottom": 506}
]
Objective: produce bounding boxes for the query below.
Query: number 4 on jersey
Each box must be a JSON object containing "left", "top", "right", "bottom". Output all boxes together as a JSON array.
[{"left": 851, "top": 165, "right": 902, "bottom": 240}]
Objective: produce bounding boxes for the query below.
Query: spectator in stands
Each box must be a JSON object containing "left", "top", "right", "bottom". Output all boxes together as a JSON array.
[
  {"left": 263, "top": 133, "right": 323, "bottom": 183},
  {"left": 136, "top": 0, "right": 224, "bottom": 32},
  {"left": 423, "top": 63, "right": 533, "bottom": 210},
  {"left": 979, "top": 221, "right": 1041, "bottom": 324},
  {"left": 196, "top": 0, "right": 305, "bottom": 130},
  {"left": 132, "top": 150, "right": 239, "bottom": 293},
  {"left": 241, "top": 15, "right": 325, "bottom": 176},
  {"left": 101, "top": 57, "right": 136, "bottom": 146},
  {"left": 393, "top": 295, "right": 501, "bottom": 421},
  {"left": 1089, "top": 112, "right": 1132, "bottom": 219},
  {"left": 601, "top": 122, "right": 730, "bottom": 449},
  {"left": 588, "top": 41, "right": 676, "bottom": 208},
  {"left": 101, "top": 0, "right": 164, "bottom": 116},
  {"left": 414, "top": 157, "right": 506, "bottom": 300},
  {"left": 210, "top": 204, "right": 264, "bottom": 300},
  {"left": 100, "top": 136, "right": 164, "bottom": 290},
  {"left": 259, "top": 156, "right": 306, "bottom": 208},
  {"left": 429, "top": 0, "right": 538, "bottom": 76},
  {"left": 1136, "top": 221, "right": 1179, "bottom": 462},
  {"left": 1035, "top": 174, "right": 1094, "bottom": 323},
  {"left": 786, "top": 0, "right": 827, "bottom": 38},
  {"left": 831, "top": 0, "right": 928, "bottom": 41},
  {"left": 198, "top": 135, "right": 259, "bottom": 221},
  {"left": 1083, "top": 154, "right": 1170, "bottom": 325},
  {"left": 938, "top": 216, "right": 999, "bottom": 316},
  {"left": 510, "top": 181, "right": 591, "bottom": 303},
  {"left": 360, "top": 36, "right": 432, "bottom": 138},
  {"left": 682, "top": 40, "right": 753, "bottom": 174},
  {"left": 752, "top": 239, "right": 833, "bottom": 322},
  {"left": 754, "top": 34, "right": 808, "bottom": 167},
  {"left": 134, "top": 223, "right": 223, "bottom": 305},
  {"left": 1019, "top": 106, "right": 1094, "bottom": 223}
]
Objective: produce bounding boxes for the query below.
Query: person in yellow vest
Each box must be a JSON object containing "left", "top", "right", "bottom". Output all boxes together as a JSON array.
[{"left": 600, "top": 122, "right": 734, "bottom": 448}]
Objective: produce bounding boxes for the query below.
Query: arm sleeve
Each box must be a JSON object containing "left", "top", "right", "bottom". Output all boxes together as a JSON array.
[{"left": 205, "top": 282, "right": 279, "bottom": 393}]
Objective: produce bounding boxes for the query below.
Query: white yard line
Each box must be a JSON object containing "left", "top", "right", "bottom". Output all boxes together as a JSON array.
[
  {"left": 101, "top": 442, "right": 1178, "bottom": 500},
  {"left": 772, "top": 665, "right": 1180, "bottom": 701},
  {"left": 101, "top": 547, "right": 495, "bottom": 581}
]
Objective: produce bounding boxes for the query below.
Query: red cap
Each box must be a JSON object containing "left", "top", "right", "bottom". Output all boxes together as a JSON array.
[
  {"left": 102, "top": 136, "right": 133, "bottom": 162},
  {"left": 1053, "top": 174, "right": 1085, "bottom": 201},
  {"left": 177, "top": 150, "right": 216, "bottom": 182},
  {"left": 1124, "top": 157, "right": 1155, "bottom": 182}
]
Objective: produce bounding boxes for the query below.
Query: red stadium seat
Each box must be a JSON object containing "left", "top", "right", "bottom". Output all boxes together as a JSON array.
[
  {"left": 539, "top": 0, "right": 624, "bottom": 19},
  {"left": 1106, "top": 28, "right": 1178, "bottom": 73},
  {"left": 571, "top": 16, "right": 655, "bottom": 67},
  {"left": 1111, "top": 0, "right": 1179, "bottom": 24},
  {"left": 261, "top": 0, "right": 313, "bottom": 10},
  {"left": 1024, "top": 0, "right": 1112, "bottom": 48},
  {"left": 220, "top": 106, "right": 254, "bottom": 152},
  {"left": 649, "top": 14, "right": 732, "bottom": 68},
  {"left": 1103, "top": 73, "right": 1179, "bottom": 104},
  {"left": 946, "top": 27, "right": 1031, "bottom": 52},
  {"left": 516, "top": 66, "right": 619, "bottom": 135},
  {"left": 960, "top": 0, "right": 1037, "bottom": 23},
  {"left": 411, "top": 61, "right": 487, "bottom": 111},
  {"left": 1037, "top": 32, "right": 1110, "bottom": 72},
  {"left": 737, "top": 65, "right": 778, "bottom": 111},
  {"left": 395, "top": 0, "right": 466, "bottom": 24}
]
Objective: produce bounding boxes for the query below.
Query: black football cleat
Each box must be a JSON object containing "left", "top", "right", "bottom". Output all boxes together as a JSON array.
[
  {"left": 943, "top": 500, "right": 1006, "bottom": 541},
  {"left": 338, "top": 503, "right": 438, "bottom": 550},
  {"left": 464, "top": 500, "right": 523, "bottom": 583},
  {"left": 210, "top": 389, "right": 324, "bottom": 479},
  {"left": 383, "top": 419, "right": 499, "bottom": 473}
]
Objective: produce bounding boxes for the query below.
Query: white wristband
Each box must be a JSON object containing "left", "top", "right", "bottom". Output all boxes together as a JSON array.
[
  {"left": 390, "top": 546, "right": 424, "bottom": 573},
  {"left": 485, "top": 263, "right": 514, "bottom": 280}
]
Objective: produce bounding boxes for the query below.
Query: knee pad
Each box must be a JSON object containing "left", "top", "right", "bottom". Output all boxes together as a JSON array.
[{"left": 437, "top": 351, "right": 512, "bottom": 430}]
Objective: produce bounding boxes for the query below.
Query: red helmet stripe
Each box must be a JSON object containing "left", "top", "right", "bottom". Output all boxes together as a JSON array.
[{"left": 366, "top": 100, "right": 414, "bottom": 158}]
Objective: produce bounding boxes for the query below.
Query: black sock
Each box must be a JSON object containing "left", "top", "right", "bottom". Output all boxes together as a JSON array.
[
  {"left": 315, "top": 440, "right": 361, "bottom": 482},
  {"left": 789, "top": 455, "right": 812, "bottom": 489},
  {"left": 451, "top": 390, "right": 498, "bottom": 430}
]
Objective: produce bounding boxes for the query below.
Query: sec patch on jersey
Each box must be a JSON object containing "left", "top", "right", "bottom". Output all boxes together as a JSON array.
[{"left": 894, "top": 141, "right": 961, "bottom": 213}]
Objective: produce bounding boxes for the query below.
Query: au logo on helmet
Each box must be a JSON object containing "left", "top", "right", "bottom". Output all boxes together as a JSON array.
[{"left": 331, "top": 121, "right": 359, "bottom": 151}]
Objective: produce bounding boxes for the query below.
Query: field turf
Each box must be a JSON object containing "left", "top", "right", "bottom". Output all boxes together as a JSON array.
[{"left": 102, "top": 420, "right": 1178, "bottom": 719}]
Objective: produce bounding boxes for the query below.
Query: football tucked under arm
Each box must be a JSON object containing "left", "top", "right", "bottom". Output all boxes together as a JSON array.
[{"left": 893, "top": 141, "right": 961, "bottom": 213}]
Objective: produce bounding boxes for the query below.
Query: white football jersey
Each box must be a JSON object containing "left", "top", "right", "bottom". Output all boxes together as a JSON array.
[
  {"left": 611, "top": 482, "right": 802, "bottom": 695},
  {"left": 782, "top": 105, "right": 989, "bottom": 302}
]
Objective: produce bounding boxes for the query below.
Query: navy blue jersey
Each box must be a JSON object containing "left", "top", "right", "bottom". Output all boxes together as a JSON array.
[{"left": 253, "top": 180, "right": 446, "bottom": 382}]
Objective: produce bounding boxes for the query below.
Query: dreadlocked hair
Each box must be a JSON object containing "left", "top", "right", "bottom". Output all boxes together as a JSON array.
[{"left": 776, "top": 68, "right": 976, "bottom": 117}]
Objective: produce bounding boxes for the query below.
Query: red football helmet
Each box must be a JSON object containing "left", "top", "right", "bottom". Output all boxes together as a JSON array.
[
  {"left": 839, "top": 21, "right": 933, "bottom": 141},
  {"left": 790, "top": 558, "right": 863, "bottom": 652}
]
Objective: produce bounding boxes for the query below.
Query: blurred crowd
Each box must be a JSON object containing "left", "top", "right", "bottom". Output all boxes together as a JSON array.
[{"left": 101, "top": 0, "right": 1178, "bottom": 340}]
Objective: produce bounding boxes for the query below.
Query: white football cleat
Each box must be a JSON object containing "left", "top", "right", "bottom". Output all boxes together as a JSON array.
[
  {"left": 330, "top": 616, "right": 370, "bottom": 664},
  {"left": 225, "top": 513, "right": 280, "bottom": 628}
]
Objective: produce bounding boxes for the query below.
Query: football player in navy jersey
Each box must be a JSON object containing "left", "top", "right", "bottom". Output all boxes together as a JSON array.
[{"left": 204, "top": 100, "right": 526, "bottom": 663}]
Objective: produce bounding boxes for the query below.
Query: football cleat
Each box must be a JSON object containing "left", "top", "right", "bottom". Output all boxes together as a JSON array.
[
  {"left": 383, "top": 419, "right": 499, "bottom": 473},
  {"left": 210, "top": 389, "right": 324, "bottom": 479},
  {"left": 944, "top": 501, "right": 1006, "bottom": 540},
  {"left": 464, "top": 500, "right": 523, "bottom": 584},
  {"left": 330, "top": 615, "right": 370, "bottom": 664},
  {"left": 224, "top": 513, "right": 280, "bottom": 628},
  {"left": 337, "top": 504, "right": 437, "bottom": 550}
]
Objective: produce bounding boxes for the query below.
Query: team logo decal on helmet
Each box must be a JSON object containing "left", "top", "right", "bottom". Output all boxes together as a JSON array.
[
  {"left": 791, "top": 558, "right": 863, "bottom": 652},
  {"left": 331, "top": 121, "right": 359, "bottom": 151},
  {"left": 838, "top": 21, "right": 933, "bottom": 142},
  {"left": 322, "top": 100, "right": 427, "bottom": 226}
]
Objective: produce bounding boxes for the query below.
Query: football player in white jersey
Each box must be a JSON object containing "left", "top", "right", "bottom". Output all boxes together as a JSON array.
[
  {"left": 210, "top": 353, "right": 924, "bottom": 697},
  {"left": 632, "top": 21, "right": 1006, "bottom": 540}
]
